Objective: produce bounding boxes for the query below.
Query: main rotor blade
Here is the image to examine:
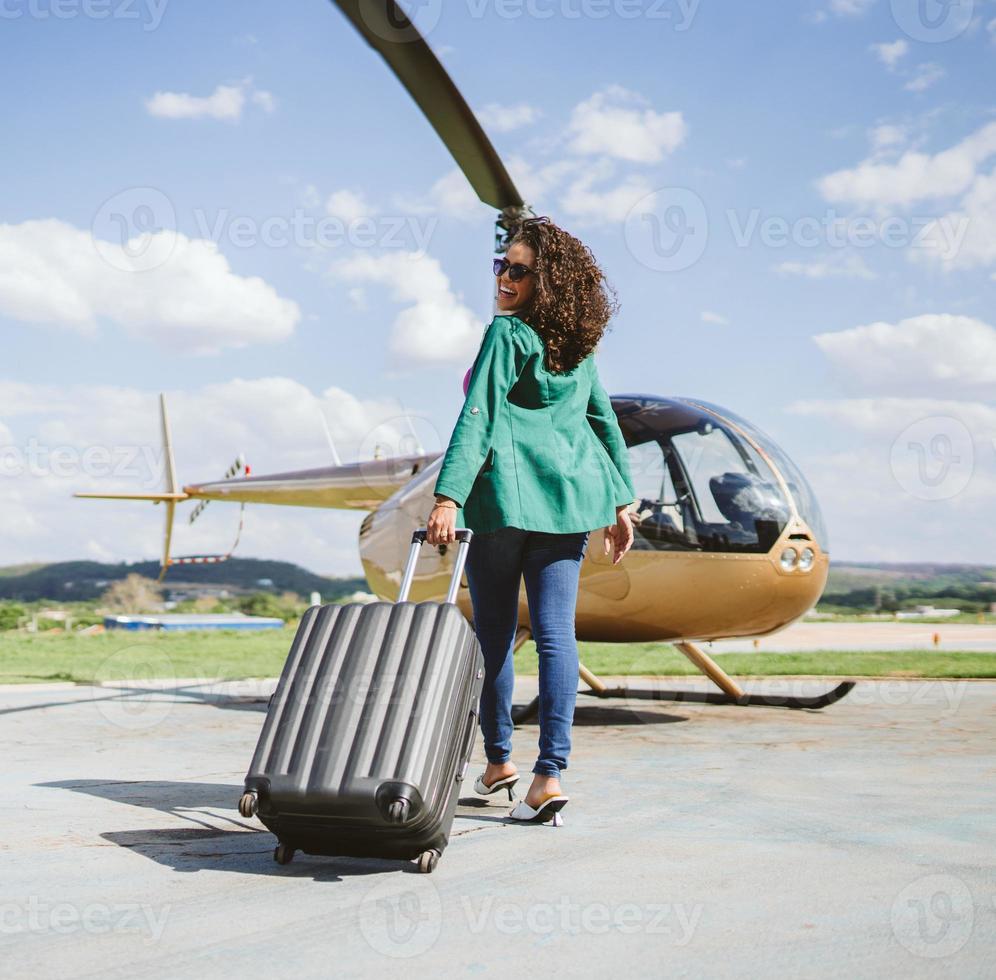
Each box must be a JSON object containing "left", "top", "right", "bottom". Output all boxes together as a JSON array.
[{"left": 330, "top": 0, "right": 525, "bottom": 212}]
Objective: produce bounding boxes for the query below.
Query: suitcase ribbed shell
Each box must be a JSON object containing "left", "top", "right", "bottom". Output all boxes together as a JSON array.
[{"left": 245, "top": 599, "right": 484, "bottom": 860}]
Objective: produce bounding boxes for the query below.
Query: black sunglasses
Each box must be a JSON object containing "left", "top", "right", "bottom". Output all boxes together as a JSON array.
[{"left": 493, "top": 257, "right": 536, "bottom": 282}]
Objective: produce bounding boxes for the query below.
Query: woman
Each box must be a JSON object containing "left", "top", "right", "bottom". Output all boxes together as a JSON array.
[{"left": 426, "top": 217, "right": 636, "bottom": 825}]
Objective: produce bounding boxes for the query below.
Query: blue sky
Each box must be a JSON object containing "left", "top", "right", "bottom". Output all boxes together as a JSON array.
[{"left": 2, "top": 0, "right": 995, "bottom": 574}]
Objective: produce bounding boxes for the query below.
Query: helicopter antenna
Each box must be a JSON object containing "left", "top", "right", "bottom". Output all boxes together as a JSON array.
[
  {"left": 398, "top": 400, "right": 424, "bottom": 456},
  {"left": 318, "top": 408, "right": 343, "bottom": 467}
]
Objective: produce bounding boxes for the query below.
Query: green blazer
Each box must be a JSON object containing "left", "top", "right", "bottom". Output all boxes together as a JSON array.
[{"left": 433, "top": 314, "right": 636, "bottom": 534}]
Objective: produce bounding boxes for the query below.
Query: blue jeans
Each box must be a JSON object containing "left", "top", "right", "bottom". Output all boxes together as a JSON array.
[{"left": 464, "top": 526, "right": 590, "bottom": 777}]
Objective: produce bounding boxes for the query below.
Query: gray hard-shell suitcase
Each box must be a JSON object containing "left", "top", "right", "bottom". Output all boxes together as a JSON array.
[{"left": 239, "top": 528, "right": 485, "bottom": 874}]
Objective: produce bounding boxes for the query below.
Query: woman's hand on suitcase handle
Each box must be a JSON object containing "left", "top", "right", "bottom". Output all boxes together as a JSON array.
[
  {"left": 427, "top": 495, "right": 458, "bottom": 545},
  {"left": 603, "top": 505, "right": 634, "bottom": 564}
]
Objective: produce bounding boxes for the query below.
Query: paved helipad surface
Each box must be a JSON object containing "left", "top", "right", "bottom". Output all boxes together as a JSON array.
[
  {"left": 2, "top": 676, "right": 993, "bottom": 978},
  {"left": 707, "top": 621, "right": 996, "bottom": 652}
]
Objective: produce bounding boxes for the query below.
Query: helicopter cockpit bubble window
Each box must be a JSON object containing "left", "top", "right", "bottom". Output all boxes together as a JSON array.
[
  {"left": 669, "top": 422, "right": 790, "bottom": 553},
  {"left": 685, "top": 400, "right": 830, "bottom": 553},
  {"left": 614, "top": 395, "right": 792, "bottom": 554}
]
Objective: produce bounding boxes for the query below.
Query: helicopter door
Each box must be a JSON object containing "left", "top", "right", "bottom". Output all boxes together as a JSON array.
[{"left": 588, "top": 439, "right": 695, "bottom": 562}]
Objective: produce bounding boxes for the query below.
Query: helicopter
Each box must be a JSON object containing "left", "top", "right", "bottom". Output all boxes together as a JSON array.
[{"left": 76, "top": 1, "right": 853, "bottom": 718}]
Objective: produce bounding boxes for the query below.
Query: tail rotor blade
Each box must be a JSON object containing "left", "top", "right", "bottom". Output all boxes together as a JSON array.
[
  {"left": 159, "top": 499, "right": 176, "bottom": 583},
  {"left": 159, "top": 393, "right": 179, "bottom": 496}
]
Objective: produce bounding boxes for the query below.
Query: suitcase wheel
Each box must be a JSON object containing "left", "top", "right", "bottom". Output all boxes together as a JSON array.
[
  {"left": 238, "top": 791, "right": 258, "bottom": 819},
  {"left": 274, "top": 843, "right": 296, "bottom": 866},
  {"left": 416, "top": 849, "right": 440, "bottom": 874}
]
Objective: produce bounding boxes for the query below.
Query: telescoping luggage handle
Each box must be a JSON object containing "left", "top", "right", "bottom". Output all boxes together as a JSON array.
[{"left": 397, "top": 527, "right": 474, "bottom": 605}]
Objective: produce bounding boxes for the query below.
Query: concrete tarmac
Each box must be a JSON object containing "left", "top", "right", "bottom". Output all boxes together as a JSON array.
[
  {"left": 1, "top": 676, "right": 993, "bottom": 978},
  {"left": 706, "top": 621, "right": 996, "bottom": 653}
]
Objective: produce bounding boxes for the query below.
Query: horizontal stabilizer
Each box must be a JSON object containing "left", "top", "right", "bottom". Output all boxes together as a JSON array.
[{"left": 74, "top": 492, "right": 188, "bottom": 502}]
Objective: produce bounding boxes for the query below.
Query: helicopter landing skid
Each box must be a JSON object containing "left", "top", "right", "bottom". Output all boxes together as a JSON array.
[{"left": 509, "top": 639, "right": 856, "bottom": 724}]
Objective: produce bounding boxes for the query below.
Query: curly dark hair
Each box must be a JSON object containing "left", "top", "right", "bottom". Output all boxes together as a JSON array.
[{"left": 509, "top": 218, "right": 620, "bottom": 374}]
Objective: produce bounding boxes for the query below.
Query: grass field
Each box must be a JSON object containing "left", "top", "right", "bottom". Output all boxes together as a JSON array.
[{"left": 1, "top": 631, "right": 994, "bottom": 685}]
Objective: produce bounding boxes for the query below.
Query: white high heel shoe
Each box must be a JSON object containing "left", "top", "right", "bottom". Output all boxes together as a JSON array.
[
  {"left": 473, "top": 772, "right": 519, "bottom": 801},
  {"left": 508, "top": 795, "right": 569, "bottom": 826}
]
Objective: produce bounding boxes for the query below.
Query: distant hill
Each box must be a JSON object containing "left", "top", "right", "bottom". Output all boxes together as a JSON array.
[
  {"left": 0, "top": 558, "right": 367, "bottom": 602},
  {"left": 825, "top": 562, "right": 996, "bottom": 592},
  {"left": 823, "top": 561, "right": 996, "bottom": 610},
  {"left": 0, "top": 563, "right": 47, "bottom": 579},
  {"left": 3, "top": 557, "right": 992, "bottom": 606}
]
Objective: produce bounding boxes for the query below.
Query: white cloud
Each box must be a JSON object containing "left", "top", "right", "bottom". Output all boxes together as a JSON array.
[
  {"left": 869, "top": 123, "right": 908, "bottom": 154},
  {"left": 775, "top": 252, "right": 877, "bottom": 280},
  {"left": 784, "top": 397, "right": 996, "bottom": 517},
  {"left": 146, "top": 84, "right": 244, "bottom": 121},
  {"left": 795, "top": 313, "right": 996, "bottom": 552},
  {"left": 786, "top": 396, "right": 996, "bottom": 436},
  {"left": 402, "top": 169, "right": 481, "bottom": 220},
  {"left": 425, "top": 169, "right": 479, "bottom": 218},
  {"left": 325, "top": 189, "right": 374, "bottom": 223},
  {"left": 328, "top": 252, "right": 481, "bottom": 367},
  {"left": 417, "top": 86, "right": 688, "bottom": 224},
  {"left": 817, "top": 120, "right": 996, "bottom": 206},
  {"left": 812, "top": 314, "right": 996, "bottom": 391},
  {"left": 775, "top": 429, "right": 996, "bottom": 562},
  {"left": 145, "top": 80, "right": 274, "bottom": 122},
  {"left": 566, "top": 85, "right": 686, "bottom": 164},
  {"left": 915, "top": 167, "right": 996, "bottom": 270},
  {"left": 817, "top": 120, "right": 996, "bottom": 272},
  {"left": 0, "top": 378, "right": 418, "bottom": 573},
  {"left": 251, "top": 89, "right": 277, "bottom": 113},
  {"left": 700, "top": 311, "right": 729, "bottom": 325},
  {"left": 559, "top": 169, "right": 653, "bottom": 226},
  {"left": 0, "top": 219, "right": 299, "bottom": 353},
  {"left": 506, "top": 156, "right": 581, "bottom": 207},
  {"left": 828, "top": 0, "right": 874, "bottom": 15},
  {"left": 904, "top": 62, "right": 945, "bottom": 93},
  {"left": 476, "top": 103, "right": 541, "bottom": 133},
  {"left": 0, "top": 378, "right": 410, "bottom": 468},
  {"left": 871, "top": 39, "right": 909, "bottom": 69}
]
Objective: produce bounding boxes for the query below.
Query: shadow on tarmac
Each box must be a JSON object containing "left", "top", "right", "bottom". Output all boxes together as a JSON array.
[
  {"left": 1, "top": 684, "right": 270, "bottom": 718},
  {"left": 39, "top": 778, "right": 435, "bottom": 879},
  {"left": 5, "top": 687, "right": 690, "bottom": 729}
]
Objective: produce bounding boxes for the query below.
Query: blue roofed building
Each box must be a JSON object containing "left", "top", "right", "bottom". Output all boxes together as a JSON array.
[{"left": 103, "top": 613, "right": 285, "bottom": 632}]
